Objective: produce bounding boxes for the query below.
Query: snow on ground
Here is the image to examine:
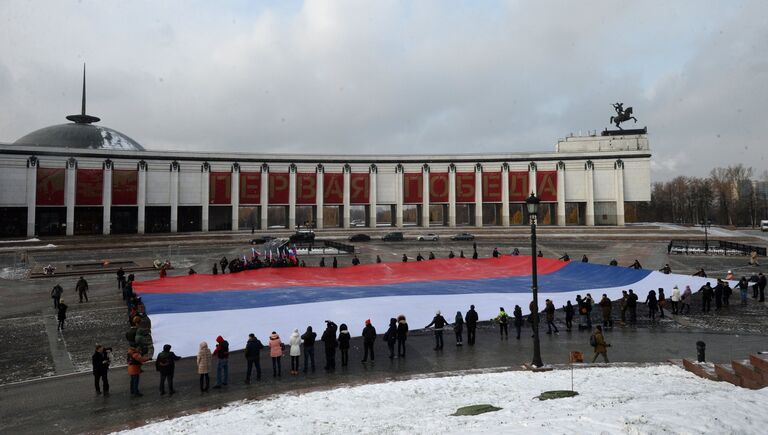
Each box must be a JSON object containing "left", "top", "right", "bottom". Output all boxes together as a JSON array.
[
  {"left": 116, "top": 365, "right": 768, "bottom": 435},
  {"left": 0, "top": 238, "right": 40, "bottom": 243}
]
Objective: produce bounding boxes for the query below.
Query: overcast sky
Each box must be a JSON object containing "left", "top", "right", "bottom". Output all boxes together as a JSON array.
[{"left": 1, "top": 0, "right": 766, "bottom": 180}]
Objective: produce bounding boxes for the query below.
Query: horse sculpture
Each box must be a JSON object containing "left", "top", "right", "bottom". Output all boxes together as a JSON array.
[{"left": 610, "top": 102, "right": 637, "bottom": 129}]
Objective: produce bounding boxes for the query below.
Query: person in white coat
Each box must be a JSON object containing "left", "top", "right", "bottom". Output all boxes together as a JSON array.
[
  {"left": 289, "top": 329, "right": 302, "bottom": 375},
  {"left": 670, "top": 286, "right": 681, "bottom": 315}
]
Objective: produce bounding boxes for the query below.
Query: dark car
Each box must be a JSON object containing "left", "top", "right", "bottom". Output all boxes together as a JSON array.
[
  {"left": 250, "top": 236, "right": 276, "bottom": 245},
  {"left": 450, "top": 232, "right": 475, "bottom": 241},
  {"left": 382, "top": 232, "right": 404, "bottom": 241},
  {"left": 289, "top": 230, "right": 316, "bottom": 243},
  {"left": 349, "top": 234, "right": 371, "bottom": 242}
]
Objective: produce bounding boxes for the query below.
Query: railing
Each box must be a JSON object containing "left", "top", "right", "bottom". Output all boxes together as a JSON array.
[{"left": 668, "top": 239, "right": 766, "bottom": 256}]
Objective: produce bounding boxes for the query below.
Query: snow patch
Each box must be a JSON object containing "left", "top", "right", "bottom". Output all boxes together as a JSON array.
[{"left": 114, "top": 365, "right": 768, "bottom": 434}]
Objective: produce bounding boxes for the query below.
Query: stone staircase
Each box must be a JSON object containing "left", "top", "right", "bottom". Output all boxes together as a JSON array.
[{"left": 673, "top": 353, "right": 768, "bottom": 390}]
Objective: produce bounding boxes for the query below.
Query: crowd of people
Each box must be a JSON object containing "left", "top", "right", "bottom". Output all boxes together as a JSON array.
[{"left": 40, "top": 249, "right": 764, "bottom": 399}]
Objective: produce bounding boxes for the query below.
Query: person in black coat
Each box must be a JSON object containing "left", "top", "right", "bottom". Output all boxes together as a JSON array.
[
  {"left": 645, "top": 290, "right": 658, "bottom": 322},
  {"left": 564, "top": 301, "right": 575, "bottom": 331},
  {"left": 425, "top": 310, "right": 449, "bottom": 350},
  {"left": 338, "top": 323, "right": 351, "bottom": 366},
  {"left": 513, "top": 305, "right": 524, "bottom": 339},
  {"left": 453, "top": 311, "right": 464, "bottom": 346},
  {"left": 383, "top": 318, "right": 397, "bottom": 359},
  {"left": 322, "top": 321, "right": 338, "bottom": 370},
  {"left": 92, "top": 344, "right": 110, "bottom": 395},
  {"left": 57, "top": 299, "right": 68, "bottom": 331},
  {"left": 464, "top": 305, "right": 479, "bottom": 345},
  {"left": 361, "top": 320, "right": 376, "bottom": 362},
  {"left": 244, "top": 333, "right": 264, "bottom": 382},
  {"left": 155, "top": 344, "right": 181, "bottom": 395},
  {"left": 332, "top": 257, "right": 338, "bottom": 268},
  {"left": 396, "top": 315, "right": 409, "bottom": 357},
  {"left": 701, "top": 282, "right": 713, "bottom": 312},
  {"left": 301, "top": 326, "right": 317, "bottom": 373}
]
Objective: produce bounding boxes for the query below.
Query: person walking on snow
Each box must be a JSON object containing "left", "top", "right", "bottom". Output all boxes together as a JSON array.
[
  {"left": 425, "top": 310, "right": 449, "bottom": 350},
  {"left": 51, "top": 284, "right": 63, "bottom": 310},
  {"left": 75, "top": 276, "right": 89, "bottom": 303},
  {"left": 57, "top": 298, "right": 68, "bottom": 331}
]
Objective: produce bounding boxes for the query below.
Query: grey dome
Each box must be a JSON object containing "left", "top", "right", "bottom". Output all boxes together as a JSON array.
[{"left": 15, "top": 123, "right": 145, "bottom": 151}]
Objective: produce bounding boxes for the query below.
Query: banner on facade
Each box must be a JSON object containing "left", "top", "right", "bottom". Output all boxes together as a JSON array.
[
  {"left": 403, "top": 173, "right": 422, "bottom": 204},
  {"left": 482, "top": 172, "right": 502, "bottom": 202},
  {"left": 509, "top": 171, "right": 529, "bottom": 202},
  {"left": 209, "top": 172, "right": 231, "bottom": 205},
  {"left": 455, "top": 172, "right": 475, "bottom": 203},
  {"left": 76, "top": 169, "right": 103, "bottom": 205},
  {"left": 429, "top": 173, "right": 449, "bottom": 203},
  {"left": 268, "top": 173, "right": 289, "bottom": 204},
  {"left": 239, "top": 172, "right": 261, "bottom": 204},
  {"left": 296, "top": 173, "right": 316, "bottom": 205},
  {"left": 350, "top": 173, "right": 369, "bottom": 204},
  {"left": 36, "top": 167, "right": 65, "bottom": 206},
  {"left": 324, "top": 173, "right": 343, "bottom": 204},
  {"left": 536, "top": 171, "right": 557, "bottom": 202},
  {"left": 112, "top": 169, "right": 138, "bottom": 205}
]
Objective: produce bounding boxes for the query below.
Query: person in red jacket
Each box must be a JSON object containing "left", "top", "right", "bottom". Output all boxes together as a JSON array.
[
  {"left": 127, "top": 346, "right": 151, "bottom": 397},
  {"left": 212, "top": 335, "right": 230, "bottom": 388}
]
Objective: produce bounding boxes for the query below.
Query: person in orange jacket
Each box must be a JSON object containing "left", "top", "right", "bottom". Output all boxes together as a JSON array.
[{"left": 127, "top": 346, "right": 151, "bottom": 397}]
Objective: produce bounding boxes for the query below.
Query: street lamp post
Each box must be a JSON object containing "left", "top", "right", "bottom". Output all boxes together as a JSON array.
[
  {"left": 526, "top": 193, "right": 543, "bottom": 368},
  {"left": 700, "top": 219, "right": 712, "bottom": 253}
]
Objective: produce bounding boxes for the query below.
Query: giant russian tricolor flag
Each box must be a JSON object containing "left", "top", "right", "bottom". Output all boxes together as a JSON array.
[{"left": 134, "top": 257, "right": 723, "bottom": 357}]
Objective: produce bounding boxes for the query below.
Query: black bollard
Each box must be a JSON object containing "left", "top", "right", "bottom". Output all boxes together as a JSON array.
[{"left": 696, "top": 341, "right": 706, "bottom": 362}]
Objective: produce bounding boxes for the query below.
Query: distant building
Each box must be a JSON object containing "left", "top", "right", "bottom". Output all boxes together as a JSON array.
[{"left": 0, "top": 80, "right": 651, "bottom": 237}]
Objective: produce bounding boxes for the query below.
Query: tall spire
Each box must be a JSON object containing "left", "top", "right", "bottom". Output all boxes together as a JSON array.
[{"left": 66, "top": 63, "right": 100, "bottom": 124}]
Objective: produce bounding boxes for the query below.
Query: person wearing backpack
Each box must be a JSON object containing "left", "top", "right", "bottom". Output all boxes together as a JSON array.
[
  {"left": 495, "top": 307, "right": 509, "bottom": 339},
  {"left": 155, "top": 344, "right": 181, "bottom": 395},
  {"left": 244, "top": 333, "right": 264, "bottom": 383},
  {"left": 590, "top": 325, "right": 610, "bottom": 363},
  {"left": 212, "top": 335, "right": 230, "bottom": 388}
]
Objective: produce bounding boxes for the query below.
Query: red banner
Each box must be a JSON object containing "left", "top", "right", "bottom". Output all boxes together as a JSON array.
[
  {"left": 536, "top": 170, "right": 558, "bottom": 202},
  {"left": 76, "top": 169, "right": 103, "bottom": 205},
  {"left": 36, "top": 167, "right": 65, "bottom": 205},
  {"left": 324, "top": 173, "right": 343, "bottom": 204},
  {"left": 350, "top": 173, "right": 369, "bottom": 204},
  {"left": 112, "top": 170, "right": 137, "bottom": 205},
  {"left": 296, "top": 173, "right": 317, "bottom": 205},
  {"left": 509, "top": 171, "right": 529, "bottom": 202},
  {"left": 429, "top": 173, "right": 449, "bottom": 203},
  {"left": 209, "top": 172, "right": 231, "bottom": 204},
  {"left": 268, "top": 173, "right": 290, "bottom": 204},
  {"left": 403, "top": 173, "right": 423, "bottom": 204},
  {"left": 455, "top": 172, "right": 475, "bottom": 203},
  {"left": 239, "top": 172, "right": 261, "bottom": 204},
  {"left": 482, "top": 172, "right": 502, "bottom": 202}
]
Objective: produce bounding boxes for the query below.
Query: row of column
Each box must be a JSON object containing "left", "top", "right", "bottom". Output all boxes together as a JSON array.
[{"left": 23, "top": 158, "right": 626, "bottom": 237}]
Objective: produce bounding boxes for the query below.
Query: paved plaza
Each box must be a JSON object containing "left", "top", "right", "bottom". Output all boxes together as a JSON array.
[{"left": 0, "top": 225, "right": 766, "bottom": 433}]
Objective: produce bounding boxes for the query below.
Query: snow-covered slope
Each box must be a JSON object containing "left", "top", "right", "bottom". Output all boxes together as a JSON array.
[{"left": 116, "top": 365, "right": 767, "bottom": 434}]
